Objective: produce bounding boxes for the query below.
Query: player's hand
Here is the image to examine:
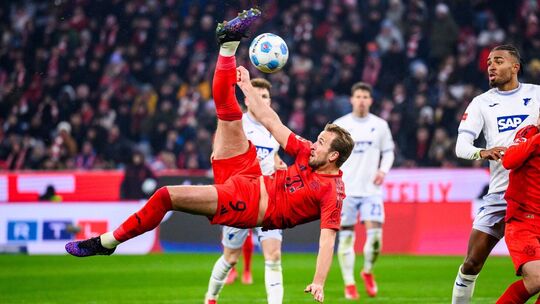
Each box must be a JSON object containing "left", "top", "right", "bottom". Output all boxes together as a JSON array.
[
  {"left": 236, "top": 66, "right": 252, "bottom": 91},
  {"left": 479, "top": 146, "right": 507, "bottom": 161},
  {"left": 373, "top": 170, "right": 386, "bottom": 185},
  {"left": 304, "top": 283, "right": 324, "bottom": 302}
]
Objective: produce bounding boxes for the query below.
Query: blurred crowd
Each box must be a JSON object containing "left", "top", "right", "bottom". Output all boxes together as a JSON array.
[{"left": 1, "top": 0, "right": 539, "bottom": 171}]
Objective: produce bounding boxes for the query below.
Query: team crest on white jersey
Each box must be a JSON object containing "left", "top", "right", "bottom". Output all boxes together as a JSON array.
[{"left": 497, "top": 114, "right": 529, "bottom": 132}]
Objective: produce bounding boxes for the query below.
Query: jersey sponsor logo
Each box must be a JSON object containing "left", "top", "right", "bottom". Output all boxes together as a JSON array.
[
  {"left": 497, "top": 115, "right": 529, "bottom": 132},
  {"left": 488, "top": 103, "right": 499, "bottom": 107},
  {"left": 461, "top": 113, "right": 468, "bottom": 121},
  {"left": 524, "top": 98, "right": 532, "bottom": 106},
  {"left": 255, "top": 146, "right": 273, "bottom": 160},
  {"left": 353, "top": 141, "right": 373, "bottom": 153},
  {"left": 285, "top": 175, "right": 304, "bottom": 193}
]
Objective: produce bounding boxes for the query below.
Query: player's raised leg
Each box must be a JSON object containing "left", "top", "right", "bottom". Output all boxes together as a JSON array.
[
  {"left": 66, "top": 185, "right": 218, "bottom": 257},
  {"left": 497, "top": 260, "right": 540, "bottom": 303},
  {"left": 212, "top": 8, "right": 261, "bottom": 160},
  {"left": 452, "top": 229, "right": 499, "bottom": 303}
]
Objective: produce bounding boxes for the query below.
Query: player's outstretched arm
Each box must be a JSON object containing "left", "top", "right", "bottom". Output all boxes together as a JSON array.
[
  {"left": 236, "top": 66, "right": 292, "bottom": 148},
  {"left": 304, "top": 228, "right": 337, "bottom": 303},
  {"left": 456, "top": 132, "right": 506, "bottom": 160}
]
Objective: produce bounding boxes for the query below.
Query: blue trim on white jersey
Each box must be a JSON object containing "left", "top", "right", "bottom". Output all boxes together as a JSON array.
[{"left": 495, "top": 83, "right": 522, "bottom": 96}]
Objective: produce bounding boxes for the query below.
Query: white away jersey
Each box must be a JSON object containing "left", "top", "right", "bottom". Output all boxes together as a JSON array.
[
  {"left": 458, "top": 83, "right": 540, "bottom": 194},
  {"left": 334, "top": 113, "right": 395, "bottom": 196},
  {"left": 242, "top": 113, "right": 280, "bottom": 175}
]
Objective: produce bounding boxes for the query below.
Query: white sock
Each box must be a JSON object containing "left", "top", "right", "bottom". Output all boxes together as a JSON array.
[
  {"left": 363, "top": 228, "right": 382, "bottom": 273},
  {"left": 219, "top": 41, "right": 240, "bottom": 57},
  {"left": 338, "top": 230, "right": 356, "bottom": 285},
  {"left": 452, "top": 265, "right": 478, "bottom": 304},
  {"left": 205, "top": 255, "right": 233, "bottom": 300},
  {"left": 100, "top": 232, "right": 120, "bottom": 249},
  {"left": 265, "top": 260, "right": 283, "bottom": 304}
]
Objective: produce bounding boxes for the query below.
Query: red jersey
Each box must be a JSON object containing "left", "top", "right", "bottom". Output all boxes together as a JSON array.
[
  {"left": 262, "top": 133, "right": 345, "bottom": 230},
  {"left": 503, "top": 132, "right": 540, "bottom": 220}
]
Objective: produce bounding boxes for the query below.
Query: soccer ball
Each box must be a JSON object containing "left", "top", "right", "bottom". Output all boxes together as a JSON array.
[{"left": 249, "top": 33, "right": 289, "bottom": 73}]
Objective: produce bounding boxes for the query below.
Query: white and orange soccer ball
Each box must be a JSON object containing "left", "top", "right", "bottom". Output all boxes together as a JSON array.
[{"left": 249, "top": 33, "right": 289, "bottom": 73}]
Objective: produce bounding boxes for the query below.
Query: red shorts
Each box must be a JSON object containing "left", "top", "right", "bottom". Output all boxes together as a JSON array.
[
  {"left": 209, "top": 142, "right": 262, "bottom": 229},
  {"left": 505, "top": 216, "right": 540, "bottom": 275}
]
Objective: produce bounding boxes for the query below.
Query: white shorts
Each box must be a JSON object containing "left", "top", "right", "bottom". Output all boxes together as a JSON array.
[
  {"left": 221, "top": 226, "right": 283, "bottom": 249},
  {"left": 472, "top": 192, "right": 507, "bottom": 240},
  {"left": 341, "top": 195, "right": 385, "bottom": 227}
]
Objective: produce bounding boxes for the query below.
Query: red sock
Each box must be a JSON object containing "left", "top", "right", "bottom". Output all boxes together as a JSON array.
[
  {"left": 497, "top": 280, "right": 532, "bottom": 304},
  {"left": 212, "top": 55, "right": 242, "bottom": 121},
  {"left": 243, "top": 229, "right": 254, "bottom": 273},
  {"left": 113, "top": 187, "right": 172, "bottom": 242}
]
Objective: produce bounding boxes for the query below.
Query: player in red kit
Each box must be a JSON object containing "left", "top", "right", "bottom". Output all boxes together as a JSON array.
[
  {"left": 65, "top": 8, "right": 354, "bottom": 303},
  {"left": 497, "top": 124, "right": 540, "bottom": 303}
]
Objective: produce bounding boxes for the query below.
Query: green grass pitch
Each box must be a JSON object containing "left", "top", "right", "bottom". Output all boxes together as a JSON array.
[{"left": 0, "top": 253, "right": 532, "bottom": 303}]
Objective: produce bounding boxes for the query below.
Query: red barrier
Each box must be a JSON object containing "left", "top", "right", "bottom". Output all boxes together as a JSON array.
[
  {"left": 355, "top": 202, "right": 474, "bottom": 255},
  {"left": 2, "top": 171, "right": 124, "bottom": 202}
]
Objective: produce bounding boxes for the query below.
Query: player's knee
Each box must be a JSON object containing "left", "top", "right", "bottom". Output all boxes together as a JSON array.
[
  {"left": 523, "top": 267, "right": 540, "bottom": 294},
  {"left": 223, "top": 249, "right": 242, "bottom": 265},
  {"left": 462, "top": 259, "right": 484, "bottom": 275},
  {"left": 264, "top": 249, "right": 281, "bottom": 262}
]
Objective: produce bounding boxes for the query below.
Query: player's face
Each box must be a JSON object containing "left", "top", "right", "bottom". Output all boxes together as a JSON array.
[
  {"left": 350, "top": 89, "right": 373, "bottom": 117},
  {"left": 309, "top": 131, "right": 338, "bottom": 169},
  {"left": 487, "top": 50, "right": 519, "bottom": 88},
  {"left": 245, "top": 87, "right": 271, "bottom": 109}
]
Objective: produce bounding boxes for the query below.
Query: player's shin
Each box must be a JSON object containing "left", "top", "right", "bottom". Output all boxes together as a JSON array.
[
  {"left": 452, "top": 265, "right": 479, "bottom": 304},
  {"left": 265, "top": 260, "right": 284, "bottom": 304},
  {"left": 112, "top": 187, "right": 173, "bottom": 244},
  {"left": 338, "top": 230, "right": 356, "bottom": 285},
  {"left": 212, "top": 55, "right": 242, "bottom": 121},
  {"left": 206, "top": 255, "right": 234, "bottom": 300},
  {"left": 363, "top": 228, "right": 382, "bottom": 273}
]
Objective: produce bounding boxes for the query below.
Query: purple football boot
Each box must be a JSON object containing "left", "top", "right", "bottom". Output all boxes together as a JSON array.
[
  {"left": 216, "top": 8, "right": 262, "bottom": 45},
  {"left": 65, "top": 236, "right": 115, "bottom": 257}
]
